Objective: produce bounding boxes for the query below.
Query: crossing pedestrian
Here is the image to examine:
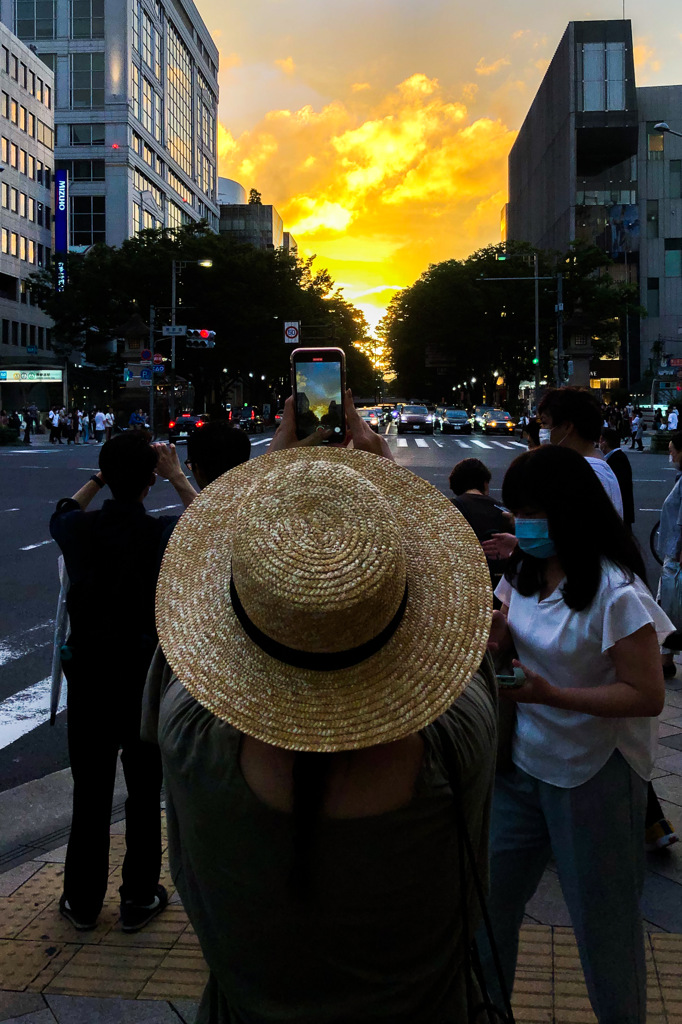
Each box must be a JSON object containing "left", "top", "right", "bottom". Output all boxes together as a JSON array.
[
  {"left": 480, "top": 444, "right": 670, "bottom": 1024},
  {"left": 142, "top": 393, "right": 498, "bottom": 1023},
  {"left": 93, "top": 408, "right": 106, "bottom": 443},
  {"left": 668, "top": 406, "right": 679, "bottom": 431},
  {"left": 104, "top": 408, "right": 114, "bottom": 442},
  {"left": 48, "top": 406, "right": 62, "bottom": 444},
  {"left": 49, "top": 432, "right": 197, "bottom": 933}
]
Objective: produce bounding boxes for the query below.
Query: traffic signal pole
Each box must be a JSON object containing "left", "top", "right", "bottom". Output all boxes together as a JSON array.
[
  {"left": 149, "top": 304, "right": 155, "bottom": 437},
  {"left": 534, "top": 253, "right": 540, "bottom": 399},
  {"left": 170, "top": 263, "right": 177, "bottom": 421}
]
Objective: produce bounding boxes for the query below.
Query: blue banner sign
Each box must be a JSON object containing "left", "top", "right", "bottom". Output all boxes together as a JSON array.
[{"left": 54, "top": 169, "right": 69, "bottom": 292}]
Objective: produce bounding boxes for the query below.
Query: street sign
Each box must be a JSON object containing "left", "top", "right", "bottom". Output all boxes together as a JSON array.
[
  {"left": 140, "top": 378, "right": 152, "bottom": 387},
  {"left": 0, "top": 368, "right": 62, "bottom": 382},
  {"left": 26, "top": 345, "right": 37, "bottom": 355},
  {"left": 141, "top": 349, "right": 152, "bottom": 361},
  {"left": 284, "top": 321, "right": 300, "bottom": 344},
  {"left": 153, "top": 353, "right": 164, "bottom": 364},
  {"left": 162, "top": 325, "right": 187, "bottom": 336},
  {"left": 153, "top": 364, "right": 165, "bottom": 374},
  {"left": 140, "top": 367, "right": 153, "bottom": 380}
]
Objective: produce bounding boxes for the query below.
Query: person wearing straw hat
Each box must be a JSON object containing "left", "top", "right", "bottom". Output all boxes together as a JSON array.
[{"left": 142, "top": 393, "right": 499, "bottom": 1023}]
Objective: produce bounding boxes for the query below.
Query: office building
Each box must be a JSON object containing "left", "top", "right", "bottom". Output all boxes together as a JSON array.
[
  {"left": 506, "top": 19, "right": 682, "bottom": 394},
  {"left": 0, "top": 19, "right": 57, "bottom": 410},
  {"left": 217, "top": 177, "right": 298, "bottom": 252},
  {"left": 1, "top": 0, "right": 220, "bottom": 250}
]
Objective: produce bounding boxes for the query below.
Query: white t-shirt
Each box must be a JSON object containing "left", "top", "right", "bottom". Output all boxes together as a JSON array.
[
  {"left": 668, "top": 411, "right": 678, "bottom": 430},
  {"left": 94, "top": 412, "right": 106, "bottom": 431},
  {"left": 496, "top": 563, "right": 673, "bottom": 788},
  {"left": 585, "top": 456, "right": 623, "bottom": 518},
  {"left": 104, "top": 412, "right": 113, "bottom": 427},
  {"left": 49, "top": 410, "right": 59, "bottom": 426}
]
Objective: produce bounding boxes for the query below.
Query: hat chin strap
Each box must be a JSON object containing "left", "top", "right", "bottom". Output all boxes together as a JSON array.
[{"left": 229, "top": 573, "right": 409, "bottom": 672}]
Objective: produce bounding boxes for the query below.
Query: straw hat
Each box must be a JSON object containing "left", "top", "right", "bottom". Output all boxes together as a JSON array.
[{"left": 156, "top": 446, "right": 492, "bottom": 752}]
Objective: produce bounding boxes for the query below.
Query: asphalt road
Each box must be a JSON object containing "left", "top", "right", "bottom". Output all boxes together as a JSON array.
[{"left": 0, "top": 427, "right": 676, "bottom": 794}]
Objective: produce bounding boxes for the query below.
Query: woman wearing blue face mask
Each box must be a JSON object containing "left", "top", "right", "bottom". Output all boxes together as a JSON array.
[{"left": 480, "top": 444, "right": 671, "bottom": 1024}]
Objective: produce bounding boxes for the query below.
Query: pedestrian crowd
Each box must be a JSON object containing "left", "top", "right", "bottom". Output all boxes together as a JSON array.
[{"left": 47, "top": 387, "right": 680, "bottom": 1024}]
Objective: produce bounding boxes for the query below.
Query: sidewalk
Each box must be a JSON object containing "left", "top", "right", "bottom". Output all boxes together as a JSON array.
[{"left": 1, "top": 682, "right": 681, "bottom": 1023}]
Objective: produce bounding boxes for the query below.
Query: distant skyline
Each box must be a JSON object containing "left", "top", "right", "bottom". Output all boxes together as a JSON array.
[{"left": 199, "top": 0, "right": 682, "bottom": 331}]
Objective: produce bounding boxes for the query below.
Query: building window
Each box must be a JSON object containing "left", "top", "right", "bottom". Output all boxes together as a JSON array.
[
  {"left": 646, "top": 200, "right": 659, "bottom": 239},
  {"left": 70, "top": 122, "right": 105, "bottom": 145},
  {"left": 16, "top": 0, "right": 56, "bottom": 39},
  {"left": 671, "top": 160, "right": 682, "bottom": 200},
  {"left": 70, "top": 52, "right": 105, "bottom": 108},
  {"left": 131, "top": 62, "right": 140, "bottom": 121},
  {"left": 154, "top": 91, "right": 163, "bottom": 143},
  {"left": 132, "top": 0, "right": 140, "bottom": 54},
  {"left": 166, "top": 24, "right": 193, "bottom": 177},
  {"left": 665, "top": 239, "right": 682, "bottom": 277},
  {"left": 142, "top": 76, "right": 154, "bottom": 133},
  {"left": 36, "top": 119, "right": 53, "bottom": 148},
  {"left": 142, "top": 11, "right": 153, "bottom": 70},
  {"left": 70, "top": 194, "right": 105, "bottom": 245},
  {"left": 648, "top": 123, "right": 664, "bottom": 161},
  {"left": 581, "top": 41, "right": 626, "bottom": 112},
  {"left": 71, "top": 0, "right": 104, "bottom": 38},
  {"left": 56, "top": 158, "right": 105, "bottom": 180}
]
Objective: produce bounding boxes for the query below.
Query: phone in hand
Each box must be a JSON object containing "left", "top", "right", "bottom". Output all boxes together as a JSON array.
[
  {"left": 497, "top": 674, "right": 524, "bottom": 689},
  {"left": 291, "top": 347, "right": 346, "bottom": 442}
]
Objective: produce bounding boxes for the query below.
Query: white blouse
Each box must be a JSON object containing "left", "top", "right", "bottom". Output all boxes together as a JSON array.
[{"left": 496, "top": 561, "right": 672, "bottom": 788}]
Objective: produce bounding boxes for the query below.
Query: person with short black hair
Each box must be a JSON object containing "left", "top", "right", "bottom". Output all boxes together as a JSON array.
[
  {"left": 186, "top": 421, "right": 251, "bottom": 489},
  {"left": 522, "top": 419, "right": 541, "bottom": 449},
  {"left": 49, "top": 432, "right": 196, "bottom": 934},
  {"left": 538, "top": 388, "right": 623, "bottom": 515},
  {"left": 449, "top": 458, "right": 512, "bottom": 592}
]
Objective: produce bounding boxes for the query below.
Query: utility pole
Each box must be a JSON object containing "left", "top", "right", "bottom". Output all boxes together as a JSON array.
[
  {"left": 534, "top": 252, "right": 540, "bottom": 399},
  {"left": 170, "top": 262, "right": 177, "bottom": 421},
  {"left": 149, "top": 304, "right": 155, "bottom": 437}
]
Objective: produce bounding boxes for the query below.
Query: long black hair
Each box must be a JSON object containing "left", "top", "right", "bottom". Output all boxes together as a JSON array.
[{"left": 502, "top": 445, "right": 647, "bottom": 610}]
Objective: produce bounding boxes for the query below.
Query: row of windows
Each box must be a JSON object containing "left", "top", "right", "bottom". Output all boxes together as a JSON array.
[
  {"left": 0, "top": 227, "right": 48, "bottom": 265},
  {"left": 133, "top": 164, "right": 163, "bottom": 209},
  {"left": 576, "top": 190, "right": 637, "bottom": 206},
  {"left": 1, "top": 93, "right": 53, "bottom": 149},
  {"left": 55, "top": 158, "right": 104, "bottom": 181},
  {"left": 131, "top": 131, "right": 163, "bottom": 175},
  {"left": 131, "top": 63, "right": 163, "bottom": 143},
  {"left": 131, "top": 130, "right": 207, "bottom": 209},
  {"left": 1, "top": 136, "right": 52, "bottom": 185},
  {"left": 1, "top": 182, "right": 50, "bottom": 225},
  {"left": 0, "top": 319, "right": 51, "bottom": 350},
  {"left": 16, "top": 0, "right": 103, "bottom": 41},
  {"left": 70, "top": 122, "right": 104, "bottom": 146},
  {"left": 0, "top": 39, "right": 51, "bottom": 108},
  {"left": 71, "top": 51, "right": 104, "bottom": 109},
  {"left": 133, "top": 196, "right": 189, "bottom": 235},
  {"left": 166, "top": 24, "right": 193, "bottom": 177}
]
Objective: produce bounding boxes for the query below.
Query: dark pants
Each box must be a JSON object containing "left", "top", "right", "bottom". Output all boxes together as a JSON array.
[
  {"left": 63, "top": 653, "right": 162, "bottom": 919},
  {"left": 50, "top": 424, "right": 62, "bottom": 444}
]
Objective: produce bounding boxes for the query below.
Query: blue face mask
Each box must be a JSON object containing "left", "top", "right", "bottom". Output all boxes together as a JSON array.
[{"left": 515, "top": 518, "right": 557, "bottom": 559}]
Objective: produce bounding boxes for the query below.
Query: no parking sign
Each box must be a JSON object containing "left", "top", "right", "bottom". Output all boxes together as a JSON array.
[{"left": 284, "top": 321, "right": 300, "bottom": 344}]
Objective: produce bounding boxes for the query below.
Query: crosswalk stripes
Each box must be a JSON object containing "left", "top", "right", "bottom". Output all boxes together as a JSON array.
[
  {"left": 470, "top": 438, "right": 493, "bottom": 449},
  {"left": 456, "top": 439, "right": 471, "bottom": 448},
  {"left": 397, "top": 438, "right": 408, "bottom": 447},
  {"left": 491, "top": 440, "right": 514, "bottom": 449},
  {"left": 414, "top": 438, "right": 429, "bottom": 447},
  {"left": 389, "top": 436, "right": 527, "bottom": 450},
  {"left": 510, "top": 441, "right": 526, "bottom": 447}
]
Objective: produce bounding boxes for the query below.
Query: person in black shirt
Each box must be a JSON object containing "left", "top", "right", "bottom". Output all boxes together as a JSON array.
[
  {"left": 50, "top": 432, "right": 196, "bottom": 933},
  {"left": 449, "top": 458, "right": 513, "bottom": 591}
]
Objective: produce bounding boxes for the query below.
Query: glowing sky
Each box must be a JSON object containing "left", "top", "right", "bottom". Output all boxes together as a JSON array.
[{"left": 200, "top": 0, "right": 682, "bottom": 332}]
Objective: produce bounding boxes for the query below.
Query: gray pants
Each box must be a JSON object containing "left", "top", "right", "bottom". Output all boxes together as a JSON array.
[{"left": 478, "top": 751, "right": 647, "bottom": 1024}]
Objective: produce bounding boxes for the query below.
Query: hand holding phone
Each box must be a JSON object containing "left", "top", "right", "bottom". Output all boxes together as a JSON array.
[{"left": 291, "top": 347, "right": 346, "bottom": 443}]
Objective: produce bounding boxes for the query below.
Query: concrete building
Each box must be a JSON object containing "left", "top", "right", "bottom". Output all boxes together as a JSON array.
[
  {"left": 0, "top": 20, "right": 58, "bottom": 411},
  {"left": 217, "top": 176, "right": 298, "bottom": 252},
  {"left": 506, "top": 19, "right": 682, "bottom": 396},
  {"left": 1, "top": 0, "right": 219, "bottom": 250}
]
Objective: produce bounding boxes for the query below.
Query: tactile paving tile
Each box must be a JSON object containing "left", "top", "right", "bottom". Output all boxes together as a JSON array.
[
  {"left": 17, "top": 901, "right": 119, "bottom": 945},
  {"left": 42, "top": 942, "right": 166, "bottom": 999},
  {"left": 138, "top": 946, "right": 209, "bottom": 1000},
  {"left": 13, "top": 865, "right": 65, "bottom": 903},
  {"left": 25, "top": 942, "right": 81, "bottom": 992},
  {"left": 0, "top": 938, "right": 72, "bottom": 990},
  {"left": 0, "top": 897, "right": 54, "bottom": 939},
  {"left": 103, "top": 905, "right": 188, "bottom": 949}
]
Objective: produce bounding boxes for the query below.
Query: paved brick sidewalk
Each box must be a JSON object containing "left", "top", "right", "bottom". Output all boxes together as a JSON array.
[{"left": 1, "top": 678, "right": 681, "bottom": 1023}]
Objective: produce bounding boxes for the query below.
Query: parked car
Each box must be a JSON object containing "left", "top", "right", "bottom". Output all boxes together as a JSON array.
[
  {"left": 397, "top": 404, "right": 433, "bottom": 435},
  {"left": 438, "top": 408, "right": 472, "bottom": 434},
  {"left": 482, "top": 409, "right": 516, "bottom": 435},
  {"left": 168, "top": 412, "right": 209, "bottom": 445},
  {"left": 472, "top": 405, "right": 495, "bottom": 431}
]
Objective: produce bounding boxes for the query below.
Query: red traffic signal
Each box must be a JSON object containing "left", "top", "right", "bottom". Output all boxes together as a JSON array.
[
  {"left": 199, "top": 329, "right": 210, "bottom": 339},
  {"left": 186, "top": 329, "right": 216, "bottom": 348}
]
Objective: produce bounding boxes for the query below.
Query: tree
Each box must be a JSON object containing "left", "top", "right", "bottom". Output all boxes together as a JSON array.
[
  {"left": 248, "top": 189, "right": 262, "bottom": 205},
  {"left": 27, "top": 224, "right": 373, "bottom": 409}
]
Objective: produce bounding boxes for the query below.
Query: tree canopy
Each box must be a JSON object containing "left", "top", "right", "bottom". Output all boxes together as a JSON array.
[
  {"left": 378, "top": 240, "right": 641, "bottom": 406},
  {"left": 28, "top": 223, "right": 375, "bottom": 409}
]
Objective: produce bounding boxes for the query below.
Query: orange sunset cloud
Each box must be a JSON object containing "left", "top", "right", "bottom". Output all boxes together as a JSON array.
[{"left": 218, "top": 73, "right": 516, "bottom": 332}]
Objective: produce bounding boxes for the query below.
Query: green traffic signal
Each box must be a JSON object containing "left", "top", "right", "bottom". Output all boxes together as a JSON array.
[{"left": 532, "top": 357, "right": 540, "bottom": 365}]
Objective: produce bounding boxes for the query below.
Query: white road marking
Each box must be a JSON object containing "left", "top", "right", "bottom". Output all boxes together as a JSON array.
[
  {"left": 640, "top": 508, "right": 662, "bottom": 512},
  {"left": 433, "top": 439, "right": 444, "bottom": 448},
  {"left": 0, "top": 621, "right": 54, "bottom": 668},
  {"left": 491, "top": 441, "right": 514, "bottom": 449},
  {"left": 456, "top": 440, "right": 471, "bottom": 448},
  {"left": 510, "top": 441, "right": 526, "bottom": 447},
  {"left": 0, "top": 676, "right": 66, "bottom": 750},
  {"left": 20, "top": 539, "right": 54, "bottom": 551},
  {"left": 147, "top": 504, "right": 181, "bottom": 512},
  {"left": 471, "top": 439, "right": 493, "bottom": 449},
  {"left": 250, "top": 438, "right": 271, "bottom": 446},
  {"left": 397, "top": 438, "right": 408, "bottom": 447},
  {"left": 77, "top": 467, "right": 100, "bottom": 471},
  {"left": 1, "top": 508, "right": 20, "bottom": 512},
  {"left": 415, "top": 438, "right": 429, "bottom": 447}
]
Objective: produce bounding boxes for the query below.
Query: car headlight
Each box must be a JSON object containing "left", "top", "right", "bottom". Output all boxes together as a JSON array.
[
  {"left": 489, "top": 421, "right": 497, "bottom": 427},
  {"left": 426, "top": 415, "right": 433, "bottom": 422},
  {"left": 400, "top": 415, "right": 407, "bottom": 422}
]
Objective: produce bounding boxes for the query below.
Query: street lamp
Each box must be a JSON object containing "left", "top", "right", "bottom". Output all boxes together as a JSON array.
[
  {"left": 654, "top": 122, "right": 682, "bottom": 138},
  {"left": 169, "top": 258, "right": 213, "bottom": 417}
]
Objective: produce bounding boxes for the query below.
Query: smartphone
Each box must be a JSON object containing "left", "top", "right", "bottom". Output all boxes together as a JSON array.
[
  {"left": 497, "top": 674, "right": 524, "bottom": 689},
  {"left": 291, "top": 347, "right": 346, "bottom": 442}
]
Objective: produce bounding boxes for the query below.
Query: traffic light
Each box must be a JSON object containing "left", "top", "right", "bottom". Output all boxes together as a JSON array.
[
  {"left": 186, "top": 329, "right": 216, "bottom": 349},
  {"left": 532, "top": 356, "right": 540, "bottom": 365}
]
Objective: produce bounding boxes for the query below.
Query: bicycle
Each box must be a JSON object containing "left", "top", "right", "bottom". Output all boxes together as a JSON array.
[{"left": 650, "top": 520, "right": 663, "bottom": 566}]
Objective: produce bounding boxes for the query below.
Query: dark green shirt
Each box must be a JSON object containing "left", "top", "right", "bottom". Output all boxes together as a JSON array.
[{"left": 143, "top": 651, "right": 497, "bottom": 1023}]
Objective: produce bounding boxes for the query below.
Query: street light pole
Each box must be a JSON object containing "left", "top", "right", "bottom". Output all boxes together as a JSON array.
[
  {"left": 534, "top": 252, "right": 540, "bottom": 400},
  {"left": 170, "top": 260, "right": 178, "bottom": 421}
]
